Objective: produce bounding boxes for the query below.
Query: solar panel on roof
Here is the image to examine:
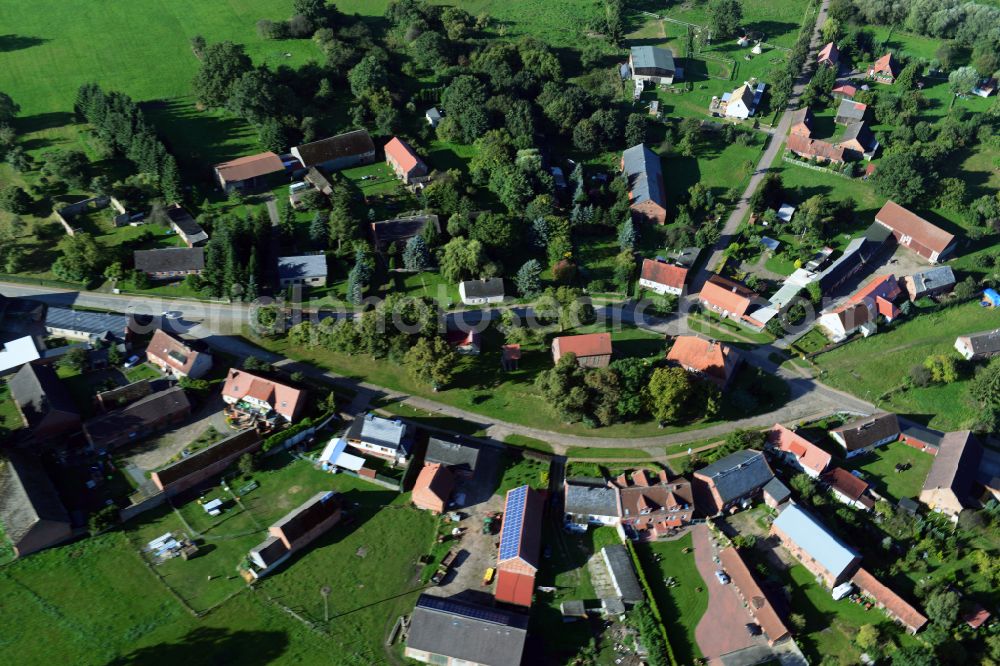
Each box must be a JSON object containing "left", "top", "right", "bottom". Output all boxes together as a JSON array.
[
  {"left": 417, "top": 595, "right": 512, "bottom": 625},
  {"left": 499, "top": 486, "right": 529, "bottom": 561}
]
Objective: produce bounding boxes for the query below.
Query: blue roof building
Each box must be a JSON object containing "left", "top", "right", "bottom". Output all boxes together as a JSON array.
[
  {"left": 771, "top": 503, "right": 861, "bottom": 587},
  {"left": 621, "top": 144, "right": 667, "bottom": 225}
]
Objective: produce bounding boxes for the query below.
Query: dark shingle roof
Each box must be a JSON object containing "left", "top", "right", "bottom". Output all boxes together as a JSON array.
[
  {"left": 460, "top": 278, "right": 504, "bottom": 298},
  {"left": 836, "top": 98, "right": 867, "bottom": 122},
  {"left": 293, "top": 130, "right": 375, "bottom": 168},
  {"left": 249, "top": 536, "right": 288, "bottom": 567},
  {"left": 922, "top": 431, "right": 983, "bottom": 504},
  {"left": 277, "top": 255, "right": 328, "bottom": 281},
  {"left": 840, "top": 122, "right": 877, "bottom": 150},
  {"left": 8, "top": 363, "right": 78, "bottom": 428},
  {"left": 370, "top": 214, "right": 439, "bottom": 250},
  {"left": 0, "top": 451, "right": 70, "bottom": 545},
  {"left": 134, "top": 248, "right": 205, "bottom": 273},
  {"left": 695, "top": 449, "right": 774, "bottom": 505},
  {"left": 407, "top": 594, "right": 529, "bottom": 666},
  {"left": 907, "top": 266, "right": 955, "bottom": 295},
  {"left": 425, "top": 436, "right": 480, "bottom": 473},
  {"left": 763, "top": 477, "right": 791, "bottom": 503},
  {"left": 45, "top": 307, "right": 128, "bottom": 338},
  {"left": 83, "top": 387, "right": 191, "bottom": 448},
  {"left": 960, "top": 329, "right": 1000, "bottom": 356},
  {"left": 622, "top": 143, "right": 666, "bottom": 209},
  {"left": 272, "top": 490, "right": 342, "bottom": 544},
  {"left": 601, "top": 544, "right": 644, "bottom": 603},
  {"left": 830, "top": 413, "right": 899, "bottom": 452},
  {"left": 565, "top": 480, "right": 619, "bottom": 517},
  {"left": 166, "top": 205, "right": 208, "bottom": 244}
]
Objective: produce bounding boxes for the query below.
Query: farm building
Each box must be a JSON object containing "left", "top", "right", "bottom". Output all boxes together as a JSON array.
[
  {"left": 838, "top": 122, "right": 879, "bottom": 160},
  {"left": 719, "top": 547, "right": 790, "bottom": 644},
  {"left": 919, "top": 431, "right": 983, "bottom": 521},
  {"left": 425, "top": 436, "right": 480, "bottom": 478},
  {"left": 552, "top": 332, "right": 613, "bottom": 368},
  {"left": 564, "top": 478, "right": 619, "bottom": 531},
  {"left": 835, "top": 99, "right": 868, "bottom": 125},
  {"left": 851, "top": 567, "right": 927, "bottom": 633},
  {"left": 818, "top": 301, "right": 877, "bottom": 342},
  {"left": 822, "top": 467, "right": 874, "bottom": 509},
  {"left": 621, "top": 143, "right": 667, "bottom": 225},
  {"left": 165, "top": 204, "right": 208, "bottom": 246},
  {"left": 248, "top": 490, "right": 343, "bottom": 578},
  {"left": 411, "top": 463, "right": 454, "bottom": 514},
  {"left": 789, "top": 107, "right": 814, "bottom": 137},
  {"left": 134, "top": 248, "right": 205, "bottom": 280},
  {"left": 277, "top": 255, "right": 328, "bottom": 288},
  {"left": 44, "top": 307, "right": 130, "bottom": 345},
  {"left": 829, "top": 412, "right": 900, "bottom": 458},
  {"left": 771, "top": 503, "right": 861, "bottom": 588},
  {"left": 954, "top": 328, "right": 1000, "bottom": 361},
  {"left": 875, "top": 201, "right": 956, "bottom": 263},
  {"left": 698, "top": 274, "right": 767, "bottom": 330},
  {"left": 762, "top": 477, "right": 791, "bottom": 508},
  {"left": 787, "top": 134, "right": 846, "bottom": 164},
  {"left": 0, "top": 451, "right": 72, "bottom": 557},
  {"left": 384, "top": 136, "right": 428, "bottom": 184},
  {"left": 291, "top": 130, "right": 376, "bottom": 171},
  {"left": 213, "top": 152, "right": 285, "bottom": 192},
  {"left": 638, "top": 258, "right": 687, "bottom": 295},
  {"left": 600, "top": 545, "right": 644, "bottom": 604},
  {"left": 495, "top": 485, "right": 544, "bottom": 608},
  {"left": 903, "top": 266, "right": 955, "bottom": 301},
  {"left": 151, "top": 429, "right": 262, "bottom": 496},
  {"left": 405, "top": 594, "right": 528, "bottom": 666},
  {"left": 8, "top": 363, "right": 80, "bottom": 441},
  {"left": 628, "top": 45, "right": 676, "bottom": 85},
  {"left": 83, "top": 387, "right": 191, "bottom": 450}
]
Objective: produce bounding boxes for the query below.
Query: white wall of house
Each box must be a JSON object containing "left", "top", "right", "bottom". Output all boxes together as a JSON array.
[
  {"left": 639, "top": 278, "right": 681, "bottom": 296},
  {"left": 954, "top": 338, "right": 974, "bottom": 360},
  {"left": 726, "top": 100, "right": 751, "bottom": 119}
]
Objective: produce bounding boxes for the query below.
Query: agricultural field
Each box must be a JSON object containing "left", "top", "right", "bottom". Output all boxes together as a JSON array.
[
  {"left": 813, "top": 300, "right": 1000, "bottom": 430},
  {"left": 660, "top": 0, "right": 813, "bottom": 49}
]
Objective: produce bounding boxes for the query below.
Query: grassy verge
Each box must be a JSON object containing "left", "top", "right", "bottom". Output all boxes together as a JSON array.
[{"left": 503, "top": 434, "right": 555, "bottom": 454}]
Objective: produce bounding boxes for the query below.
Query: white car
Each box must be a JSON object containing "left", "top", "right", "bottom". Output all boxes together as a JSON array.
[
  {"left": 289, "top": 181, "right": 309, "bottom": 193},
  {"left": 161, "top": 311, "right": 182, "bottom": 319},
  {"left": 123, "top": 355, "right": 141, "bottom": 369},
  {"left": 715, "top": 570, "right": 730, "bottom": 585}
]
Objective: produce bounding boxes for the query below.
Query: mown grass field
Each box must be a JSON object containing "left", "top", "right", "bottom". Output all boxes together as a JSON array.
[
  {"left": 813, "top": 301, "right": 1000, "bottom": 430},
  {"left": 841, "top": 442, "right": 934, "bottom": 502},
  {"left": 662, "top": 0, "right": 812, "bottom": 49}
]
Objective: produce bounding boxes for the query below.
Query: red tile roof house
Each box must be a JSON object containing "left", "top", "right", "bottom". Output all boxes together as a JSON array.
[
  {"left": 829, "top": 412, "right": 900, "bottom": 458},
  {"left": 787, "top": 134, "right": 846, "bottom": 165},
  {"left": 919, "top": 431, "right": 983, "bottom": 521},
  {"left": 851, "top": 567, "right": 928, "bottom": 634},
  {"left": 817, "top": 301, "right": 877, "bottom": 342},
  {"left": 618, "top": 470, "right": 695, "bottom": 540},
  {"left": 145, "top": 329, "right": 213, "bottom": 379},
  {"left": 495, "top": 485, "right": 544, "bottom": 608},
  {"left": 766, "top": 424, "right": 832, "bottom": 478},
  {"left": 411, "top": 463, "right": 455, "bottom": 514},
  {"left": 639, "top": 258, "right": 687, "bottom": 296},
  {"left": 698, "top": 274, "right": 767, "bottom": 331},
  {"left": 822, "top": 467, "right": 875, "bottom": 510},
  {"left": 719, "top": 547, "right": 791, "bottom": 645},
  {"left": 552, "top": 332, "right": 613, "bottom": 368},
  {"left": 621, "top": 143, "right": 668, "bottom": 225},
  {"left": 247, "top": 490, "right": 343, "bottom": 579},
  {"left": 849, "top": 274, "right": 902, "bottom": 322},
  {"left": 817, "top": 41, "right": 839, "bottom": 69},
  {"left": 666, "top": 335, "right": 742, "bottom": 389},
  {"left": 875, "top": 201, "right": 956, "bottom": 263},
  {"left": 832, "top": 83, "right": 858, "bottom": 99},
  {"left": 213, "top": 151, "right": 286, "bottom": 193},
  {"left": 868, "top": 52, "right": 901, "bottom": 83},
  {"left": 788, "top": 107, "right": 814, "bottom": 137},
  {"left": 221, "top": 369, "right": 306, "bottom": 425},
  {"left": 384, "top": 136, "right": 429, "bottom": 184}
]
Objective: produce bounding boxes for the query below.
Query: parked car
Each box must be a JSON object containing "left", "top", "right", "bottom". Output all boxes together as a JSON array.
[
  {"left": 123, "top": 355, "right": 141, "bottom": 368},
  {"left": 715, "top": 570, "right": 730, "bottom": 585}
]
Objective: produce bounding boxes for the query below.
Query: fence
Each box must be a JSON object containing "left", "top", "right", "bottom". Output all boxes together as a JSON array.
[
  {"left": 120, "top": 488, "right": 167, "bottom": 522},
  {"left": 781, "top": 154, "right": 855, "bottom": 179},
  {"left": 53, "top": 195, "right": 111, "bottom": 236},
  {"left": 338, "top": 467, "right": 401, "bottom": 491}
]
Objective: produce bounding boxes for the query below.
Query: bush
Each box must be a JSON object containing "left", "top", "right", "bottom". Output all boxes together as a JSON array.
[{"left": 88, "top": 505, "right": 120, "bottom": 534}]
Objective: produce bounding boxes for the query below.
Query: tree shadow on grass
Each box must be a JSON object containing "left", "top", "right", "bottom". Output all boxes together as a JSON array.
[
  {"left": 0, "top": 34, "right": 48, "bottom": 52},
  {"left": 106, "top": 627, "right": 290, "bottom": 666},
  {"left": 15, "top": 111, "right": 74, "bottom": 134}
]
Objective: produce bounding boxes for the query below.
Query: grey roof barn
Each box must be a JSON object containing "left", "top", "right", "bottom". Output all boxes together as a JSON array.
[
  {"left": 630, "top": 45, "right": 675, "bottom": 76},
  {"left": 8, "top": 363, "right": 79, "bottom": 437},
  {"left": 406, "top": 594, "right": 529, "bottom": 666},
  {"left": 134, "top": 247, "right": 205, "bottom": 273},
  {"left": 565, "top": 479, "right": 619, "bottom": 518},
  {"left": 459, "top": 278, "right": 504, "bottom": 299},
  {"left": 601, "top": 544, "right": 644, "bottom": 604},
  {"left": 425, "top": 436, "right": 480, "bottom": 475},
  {"left": 45, "top": 307, "right": 128, "bottom": 339},
  {"left": 0, "top": 451, "right": 72, "bottom": 556},
  {"left": 622, "top": 143, "right": 666, "bottom": 209},
  {"left": 277, "top": 255, "right": 328, "bottom": 282},
  {"left": 694, "top": 449, "right": 774, "bottom": 512}
]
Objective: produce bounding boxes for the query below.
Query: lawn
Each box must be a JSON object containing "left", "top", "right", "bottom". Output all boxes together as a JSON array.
[
  {"left": 0, "top": 382, "right": 25, "bottom": 440},
  {"left": 634, "top": 533, "right": 708, "bottom": 665},
  {"left": 662, "top": 0, "right": 812, "bottom": 48},
  {"left": 496, "top": 453, "right": 550, "bottom": 495},
  {"left": 124, "top": 363, "right": 161, "bottom": 383},
  {"left": 869, "top": 26, "right": 947, "bottom": 62},
  {"left": 564, "top": 446, "right": 651, "bottom": 459},
  {"left": 0, "top": 531, "right": 335, "bottom": 665},
  {"left": 503, "top": 434, "right": 555, "bottom": 454},
  {"left": 813, "top": 301, "right": 1000, "bottom": 430},
  {"left": 841, "top": 442, "right": 934, "bottom": 502}
]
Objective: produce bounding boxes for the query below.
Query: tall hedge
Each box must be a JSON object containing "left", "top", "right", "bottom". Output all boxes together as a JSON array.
[{"left": 625, "top": 540, "right": 680, "bottom": 666}]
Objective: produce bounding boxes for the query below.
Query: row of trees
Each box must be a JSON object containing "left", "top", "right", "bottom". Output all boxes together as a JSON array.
[{"left": 74, "top": 84, "right": 182, "bottom": 201}]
